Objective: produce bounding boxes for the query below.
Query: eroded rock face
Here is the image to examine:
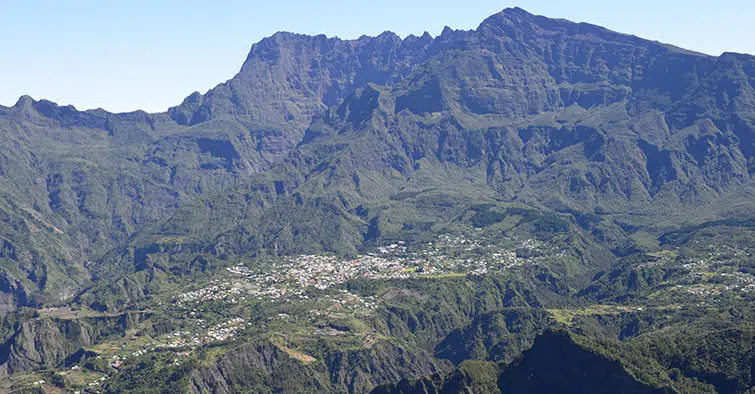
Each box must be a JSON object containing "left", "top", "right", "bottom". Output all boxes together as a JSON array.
[
  {"left": 0, "top": 312, "right": 149, "bottom": 377},
  {"left": 188, "top": 339, "right": 448, "bottom": 394},
  {"left": 0, "top": 270, "right": 26, "bottom": 310}
]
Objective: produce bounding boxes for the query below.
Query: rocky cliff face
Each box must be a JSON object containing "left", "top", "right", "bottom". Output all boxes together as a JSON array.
[
  {"left": 0, "top": 311, "right": 149, "bottom": 377},
  {"left": 0, "top": 271, "right": 28, "bottom": 317},
  {"left": 188, "top": 338, "right": 448, "bottom": 394}
]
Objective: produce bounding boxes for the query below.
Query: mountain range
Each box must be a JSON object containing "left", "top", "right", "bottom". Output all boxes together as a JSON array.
[{"left": 1, "top": 7, "right": 755, "bottom": 394}]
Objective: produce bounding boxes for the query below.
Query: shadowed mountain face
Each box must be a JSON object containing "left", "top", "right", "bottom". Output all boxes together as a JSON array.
[
  {"left": 375, "top": 327, "right": 755, "bottom": 394},
  {"left": 0, "top": 7, "right": 754, "bottom": 315},
  {"left": 373, "top": 330, "right": 674, "bottom": 394}
]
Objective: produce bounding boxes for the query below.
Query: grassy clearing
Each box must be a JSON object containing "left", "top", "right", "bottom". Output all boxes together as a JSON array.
[
  {"left": 271, "top": 340, "right": 317, "bottom": 364},
  {"left": 547, "top": 305, "right": 637, "bottom": 325}
]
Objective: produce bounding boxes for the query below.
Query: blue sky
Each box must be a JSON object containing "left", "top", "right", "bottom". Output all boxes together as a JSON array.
[{"left": 2, "top": 0, "right": 753, "bottom": 113}]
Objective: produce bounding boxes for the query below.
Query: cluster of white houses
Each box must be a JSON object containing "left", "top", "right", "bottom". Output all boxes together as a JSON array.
[{"left": 174, "top": 234, "right": 554, "bottom": 308}]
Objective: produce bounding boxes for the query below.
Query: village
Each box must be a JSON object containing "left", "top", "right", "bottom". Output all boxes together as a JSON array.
[
  {"left": 157, "top": 317, "right": 248, "bottom": 349},
  {"left": 173, "top": 233, "right": 552, "bottom": 308},
  {"left": 644, "top": 241, "right": 755, "bottom": 303}
]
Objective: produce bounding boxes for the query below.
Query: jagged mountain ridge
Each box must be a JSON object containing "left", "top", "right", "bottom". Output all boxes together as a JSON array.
[
  {"left": 121, "top": 6, "right": 755, "bottom": 268},
  {"left": 0, "top": 7, "right": 754, "bottom": 315}
]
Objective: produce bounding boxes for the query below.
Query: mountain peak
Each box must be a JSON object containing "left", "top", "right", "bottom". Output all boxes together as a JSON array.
[
  {"left": 501, "top": 7, "right": 534, "bottom": 16},
  {"left": 477, "top": 6, "right": 566, "bottom": 31},
  {"left": 243, "top": 31, "right": 325, "bottom": 64},
  {"left": 440, "top": 26, "right": 455, "bottom": 36},
  {"left": 482, "top": 7, "right": 537, "bottom": 23},
  {"left": 476, "top": 7, "right": 704, "bottom": 56},
  {"left": 376, "top": 30, "right": 400, "bottom": 39},
  {"left": 14, "top": 95, "right": 35, "bottom": 108},
  {"left": 11, "top": 95, "right": 36, "bottom": 117}
]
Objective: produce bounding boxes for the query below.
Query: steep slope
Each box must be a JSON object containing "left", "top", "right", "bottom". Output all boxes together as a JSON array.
[
  {"left": 184, "top": 338, "right": 447, "bottom": 394},
  {"left": 371, "top": 360, "right": 502, "bottom": 394},
  {"left": 633, "top": 328, "right": 755, "bottom": 394},
  {"left": 434, "top": 308, "right": 554, "bottom": 365},
  {"left": 498, "top": 330, "right": 675, "bottom": 394},
  {"left": 167, "top": 31, "right": 435, "bottom": 129},
  {"left": 0, "top": 310, "right": 149, "bottom": 377}
]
